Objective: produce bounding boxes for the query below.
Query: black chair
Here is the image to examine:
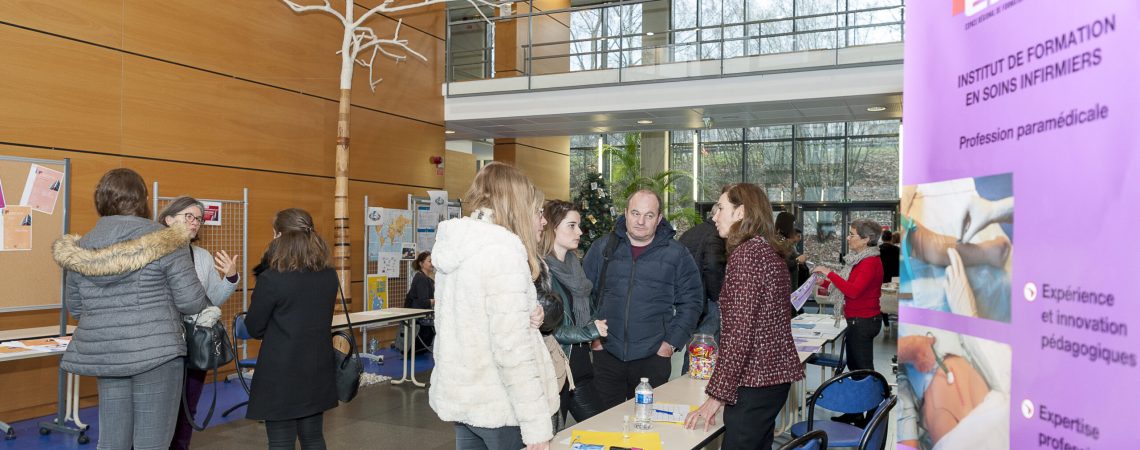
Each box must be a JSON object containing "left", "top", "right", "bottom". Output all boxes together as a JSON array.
[
  {"left": 222, "top": 313, "right": 256, "bottom": 418},
  {"left": 790, "top": 369, "right": 891, "bottom": 448},
  {"left": 859, "top": 396, "right": 897, "bottom": 450},
  {"left": 779, "top": 429, "right": 828, "bottom": 450}
]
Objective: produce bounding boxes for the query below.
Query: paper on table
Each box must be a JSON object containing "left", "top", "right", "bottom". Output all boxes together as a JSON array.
[
  {"left": 651, "top": 402, "right": 695, "bottom": 423},
  {"left": 568, "top": 430, "right": 662, "bottom": 450}
]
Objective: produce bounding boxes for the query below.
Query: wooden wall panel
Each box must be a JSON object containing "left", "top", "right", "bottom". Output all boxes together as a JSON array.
[
  {"left": 357, "top": 1, "right": 446, "bottom": 39},
  {"left": 121, "top": 1, "right": 443, "bottom": 124},
  {"left": 0, "top": 0, "right": 444, "bottom": 422},
  {"left": 349, "top": 108, "right": 444, "bottom": 187},
  {"left": 120, "top": 56, "right": 335, "bottom": 177},
  {"left": 494, "top": 137, "right": 570, "bottom": 201},
  {"left": 444, "top": 151, "right": 477, "bottom": 197},
  {"left": 123, "top": 0, "right": 341, "bottom": 97},
  {"left": 0, "top": 26, "right": 122, "bottom": 152},
  {"left": 0, "top": 0, "right": 124, "bottom": 48}
]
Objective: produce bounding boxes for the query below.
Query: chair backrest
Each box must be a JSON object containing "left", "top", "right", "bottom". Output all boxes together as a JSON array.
[
  {"left": 233, "top": 312, "right": 252, "bottom": 340},
  {"left": 779, "top": 429, "right": 828, "bottom": 450},
  {"left": 810, "top": 369, "right": 889, "bottom": 415},
  {"left": 859, "top": 395, "right": 898, "bottom": 450}
]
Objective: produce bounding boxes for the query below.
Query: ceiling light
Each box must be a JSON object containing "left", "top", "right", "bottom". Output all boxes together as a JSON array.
[
  {"left": 646, "top": 32, "right": 655, "bottom": 36},
  {"left": 637, "top": 119, "right": 654, "bottom": 124},
  {"left": 866, "top": 106, "right": 887, "bottom": 112},
  {"left": 444, "top": 130, "right": 456, "bottom": 134}
]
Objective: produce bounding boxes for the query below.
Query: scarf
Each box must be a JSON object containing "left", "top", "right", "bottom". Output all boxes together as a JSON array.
[
  {"left": 829, "top": 245, "right": 880, "bottom": 319},
  {"left": 545, "top": 252, "right": 593, "bottom": 327}
]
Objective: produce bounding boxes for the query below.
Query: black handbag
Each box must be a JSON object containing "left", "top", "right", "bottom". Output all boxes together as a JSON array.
[
  {"left": 333, "top": 284, "right": 363, "bottom": 403},
  {"left": 184, "top": 320, "right": 235, "bottom": 372},
  {"left": 181, "top": 320, "right": 235, "bottom": 431}
]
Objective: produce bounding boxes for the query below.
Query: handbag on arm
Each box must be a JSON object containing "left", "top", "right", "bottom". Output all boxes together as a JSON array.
[{"left": 333, "top": 283, "right": 364, "bottom": 403}]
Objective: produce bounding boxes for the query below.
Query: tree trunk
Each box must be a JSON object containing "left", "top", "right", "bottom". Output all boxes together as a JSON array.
[{"left": 334, "top": 88, "right": 352, "bottom": 314}]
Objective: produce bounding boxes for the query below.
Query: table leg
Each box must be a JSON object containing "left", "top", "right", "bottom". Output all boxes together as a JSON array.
[{"left": 390, "top": 319, "right": 427, "bottom": 388}]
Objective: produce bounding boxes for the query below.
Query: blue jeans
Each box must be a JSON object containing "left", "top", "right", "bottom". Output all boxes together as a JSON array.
[
  {"left": 455, "top": 423, "right": 524, "bottom": 450},
  {"left": 95, "top": 357, "right": 184, "bottom": 450}
]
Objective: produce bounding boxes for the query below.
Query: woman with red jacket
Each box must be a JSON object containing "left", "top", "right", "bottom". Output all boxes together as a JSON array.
[
  {"left": 812, "top": 219, "right": 884, "bottom": 425},
  {"left": 684, "top": 183, "right": 804, "bottom": 450}
]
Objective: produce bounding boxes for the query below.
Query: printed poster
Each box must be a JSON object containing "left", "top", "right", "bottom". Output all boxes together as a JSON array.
[
  {"left": 376, "top": 252, "right": 400, "bottom": 278},
  {"left": 401, "top": 242, "right": 417, "bottom": 260},
  {"left": 427, "top": 190, "right": 448, "bottom": 224},
  {"left": 901, "top": 1, "right": 1139, "bottom": 448},
  {"left": 0, "top": 206, "right": 33, "bottom": 251},
  {"left": 201, "top": 201, "right": 222, "bottom": 226},
  {"left": 365, "top": 275, "right": 388, "bottom": 311},
  {"left": 19, "top": 164, "right": 63, "bottom": 214},
  {"left": 366, "top": 208, "right": 413, "bottom": 266}
]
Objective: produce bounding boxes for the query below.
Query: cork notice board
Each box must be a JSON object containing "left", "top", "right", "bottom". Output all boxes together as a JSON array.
[{"left": 0, "top": 155, "right": 68, "bottom": 311}]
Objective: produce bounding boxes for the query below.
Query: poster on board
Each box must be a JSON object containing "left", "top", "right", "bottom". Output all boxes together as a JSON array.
[
  {"left": 901, "top": 1, "right": 1138, "bottom": 448},
  {"left": 201, "top": 201, "right": 222, "bottom": 226},
  {"left": 1, "top": 206, "right": 33, "bottom": 251},
  {"left": 365, "top": 275, "right": 388, "bottom": 311},
  {"left": 19, "top": 164, "right": 63, "bottom": 214}
]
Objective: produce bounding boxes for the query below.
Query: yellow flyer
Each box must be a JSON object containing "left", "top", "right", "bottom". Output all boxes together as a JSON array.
[{"left": 1, "top": 206, "right": 32, "bottom": 251}]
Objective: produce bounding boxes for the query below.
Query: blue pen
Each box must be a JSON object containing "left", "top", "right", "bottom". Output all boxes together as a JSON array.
[{"left": 654, "top": 409, "right": 676, "bottom": 416}]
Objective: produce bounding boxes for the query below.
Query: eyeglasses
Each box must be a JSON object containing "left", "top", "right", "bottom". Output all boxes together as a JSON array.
[{"left": 181, "top": 212, "right": 204, "bottom": 225}]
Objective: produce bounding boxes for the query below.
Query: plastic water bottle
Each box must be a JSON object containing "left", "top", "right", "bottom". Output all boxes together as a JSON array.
[{"left": 634, "top": 377, "right": 653, "bottom": 431}]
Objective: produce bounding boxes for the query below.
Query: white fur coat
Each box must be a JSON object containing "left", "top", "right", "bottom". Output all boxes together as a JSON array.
[{"left": 428, "top": 215, "right": 559, "bottom": 445}]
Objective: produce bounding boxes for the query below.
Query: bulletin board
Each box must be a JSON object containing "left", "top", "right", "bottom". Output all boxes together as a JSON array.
[{"left": 0, "top": 155, "right": 69, "bottom": 312}]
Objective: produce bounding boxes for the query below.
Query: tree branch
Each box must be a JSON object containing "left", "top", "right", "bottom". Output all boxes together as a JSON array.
[{"left": 281, "top": 0, "right": 349, "bottom": 25}]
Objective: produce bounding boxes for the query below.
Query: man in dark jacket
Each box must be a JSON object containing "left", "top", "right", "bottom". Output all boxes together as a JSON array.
[
  {"left": 583, "top": 190, "right": 703, "bottom": 408},
  {"left": 677, "top": 207, "right": 726, "bottom": 338}
]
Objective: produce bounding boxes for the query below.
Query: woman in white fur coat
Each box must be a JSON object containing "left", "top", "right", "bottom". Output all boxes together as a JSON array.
[{"left": 429, "top": 163, "right": 559, "bottom": 450}]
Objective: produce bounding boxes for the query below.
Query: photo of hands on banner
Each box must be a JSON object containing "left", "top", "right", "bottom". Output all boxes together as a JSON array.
[
  {"left": 897, "top": 324, "right": 1011, "bottom": 450},
  {"left": 900, "top": 173, "right": 1013, "bottom": 322}
]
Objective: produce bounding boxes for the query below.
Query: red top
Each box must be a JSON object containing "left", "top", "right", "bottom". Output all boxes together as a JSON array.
[
  {"left": 823, "top": 256, "right": 883, "bottom": 319},
  {"left": 706, "top": 237, "right": 804, "bottom": 405},
  {"left": 630, "top": 244, "right": 648, "bottom": 260}
]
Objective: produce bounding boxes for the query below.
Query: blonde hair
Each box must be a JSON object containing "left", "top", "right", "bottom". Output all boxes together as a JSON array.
[{"left": 463, "top": 162, "right": 544, "bottom": 280}]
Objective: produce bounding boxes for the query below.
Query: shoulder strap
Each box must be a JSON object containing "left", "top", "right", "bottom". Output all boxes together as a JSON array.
[{"left": 591, "top": 232, "right": 621, "bottom": 310}]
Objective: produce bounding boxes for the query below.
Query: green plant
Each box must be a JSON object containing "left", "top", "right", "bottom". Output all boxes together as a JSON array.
[{"left": 602, "top": 134, "right": 692, "bottom": 210}]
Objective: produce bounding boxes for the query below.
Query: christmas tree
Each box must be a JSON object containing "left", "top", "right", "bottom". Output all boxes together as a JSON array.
[{"left": 573, "top": 172, "right": 617, "bottom": 252}]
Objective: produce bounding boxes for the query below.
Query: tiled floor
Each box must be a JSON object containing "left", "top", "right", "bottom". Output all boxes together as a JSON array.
[{"left": 4, "top": 330, "right": 897, "bottom": 449}]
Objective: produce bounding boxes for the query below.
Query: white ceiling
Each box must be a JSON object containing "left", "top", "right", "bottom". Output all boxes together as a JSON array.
[{"left": 444, "top": 93, "right": 901, "bottom": 139}]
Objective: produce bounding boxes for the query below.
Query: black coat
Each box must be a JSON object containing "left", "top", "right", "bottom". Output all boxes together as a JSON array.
[
  {"left": 879, "top": 243, "right": 900, "bottom": 283},
  {"left": 677, "top": 220, "right": 727, "bottom": 304},
  {"left": 244, "top": 268, "right": 339, "bottom": 421}
]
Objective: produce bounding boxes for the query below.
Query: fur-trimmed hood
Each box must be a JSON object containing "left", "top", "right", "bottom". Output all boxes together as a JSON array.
[{"left": 53, "top": 217, "right": 191, "bottom": 281}]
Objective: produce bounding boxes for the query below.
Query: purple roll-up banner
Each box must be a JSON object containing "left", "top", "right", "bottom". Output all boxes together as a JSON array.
[{"left": 900, "top": 1, "right": 1140, "bottom": 449}]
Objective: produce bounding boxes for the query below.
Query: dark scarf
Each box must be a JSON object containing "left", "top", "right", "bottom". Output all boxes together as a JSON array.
[{"left": 544, "top": 251, "right": 592, "bottom": 327}]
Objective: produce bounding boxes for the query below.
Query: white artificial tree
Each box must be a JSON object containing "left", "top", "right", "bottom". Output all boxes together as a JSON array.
[{"left": 282, "top": 0, "right": 493, "bottom": 309}]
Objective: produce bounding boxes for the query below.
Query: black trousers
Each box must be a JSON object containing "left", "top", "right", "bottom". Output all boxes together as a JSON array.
[
  {"left": 265, "top": 412, "right": 325, "bottom": 450},
  {"left": 591, "top": 349, "right": 671, "bottom": 409},
  {"left": 845, "top": 316, "right": 881, "bottom": 372},
  {"left": 722, "top": 383, "right": 791, "bottom": 450},
  {"left": 559, "top": 343, "right": 604, "bottom": 423}
]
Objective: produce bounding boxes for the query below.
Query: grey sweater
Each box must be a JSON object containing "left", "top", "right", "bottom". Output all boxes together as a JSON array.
[{"left": 53, "top": 216, "right": 208, "bottom": 377}]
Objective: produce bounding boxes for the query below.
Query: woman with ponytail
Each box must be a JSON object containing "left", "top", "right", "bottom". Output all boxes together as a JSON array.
[{"left": 244, "top": 208, "right": 339, "bottom": 449}]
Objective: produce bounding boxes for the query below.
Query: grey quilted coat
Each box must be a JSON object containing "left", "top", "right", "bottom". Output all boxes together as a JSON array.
[{"left": 52, "top": 216, "right": 208, "bottom": 377}]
